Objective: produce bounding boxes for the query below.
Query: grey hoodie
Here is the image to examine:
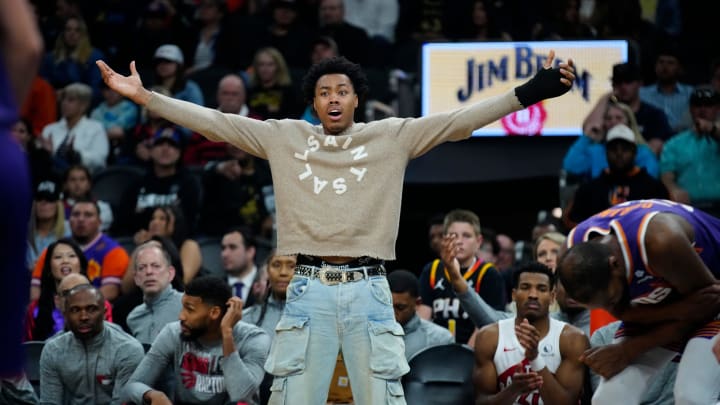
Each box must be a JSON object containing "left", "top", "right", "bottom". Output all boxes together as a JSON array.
[{"left": 39, "top": 321, "right": 144, "bottom": 405}]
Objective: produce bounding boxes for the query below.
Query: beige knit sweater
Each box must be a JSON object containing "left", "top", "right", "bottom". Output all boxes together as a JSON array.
[{"left": 148, "top": 91, "right": 523, "bottom": 259}]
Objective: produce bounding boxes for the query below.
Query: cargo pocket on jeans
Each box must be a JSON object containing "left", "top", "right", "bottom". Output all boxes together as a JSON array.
[
  {"left": 286, "top": 277, "right": 310, "bottom": 303},
  {"left": 386, "top": 380, "right": 405, "bottom": 404},
  {"left": 265, "top": 316, "right": 310, "bottom": 376},
  {"left": 368, "top": 319, "right": 410, "bottom": 379},
  {"left": 267, "top": 377, "right": 288, "bottom": 405}
]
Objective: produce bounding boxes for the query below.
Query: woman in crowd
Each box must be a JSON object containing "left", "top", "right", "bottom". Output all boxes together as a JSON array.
[
  {"left": 242, "top": 251, "right": 296, "bottom": 338},
  {"left": 563, "top": 100, "right": 659, "bottom": 181},
  {"left": 62, "top": 164, "right": 113, "bottom": 232},
  {"left": 26, "top": 180, "right": 70, "bottom": 273},
  {"left": 39, "top": 15, "right": 104, "bottom": 104},
  {"left": 133, "top": 205, "right": 202, "bottom": 285},
  {"left": 24, "top": 238, "right": 112, "bottom": 341},
  {"left": 247, "top": 47, "right": 302, "bottom": 120}
]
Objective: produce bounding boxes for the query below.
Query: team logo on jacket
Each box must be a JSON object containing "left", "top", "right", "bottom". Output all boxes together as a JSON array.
[{"left": 294, "top": 134, "right": 368, "bottom": 195}]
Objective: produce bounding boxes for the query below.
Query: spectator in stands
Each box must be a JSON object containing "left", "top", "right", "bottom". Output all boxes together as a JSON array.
[
  {"left": 61, "top": 164, "right": 114, "bottom": 232},
  {"left": 31, "top": 200, "right": 130, "bottom": 302},
  {"left": 184, "top": 0, "right": 230, "bottom": 76},
  {"left": 115, "top": 236, "right": 185, "bottom": 333},
  {"left": 118, "top": 129, "right": 202, "bottom": 237},
  {"left": 24, "top": 238, "right": 109, "bottom": 341},
  {"left": 41, "top": 82, "right": 109, "bottom": 173},
  {"left": 27, "top": 179, "right": 70, "bottom": 272},
  {"left": 639, "top": 46, "right": 694, "bottom": 133},
  {"left": 243, "top": 251, "right": 296, "bottom": 338},
  {"left": 564, "top": 124, "right": 669, "bottom": 228},
  {"left": 10, "top": 118, "right": 56, "bottom": 185},
  {"left": 660, "top": 86, "right": 720, "bottom": 217},
  {"left": 565, "top": 100, "right": 659, "bottom": 182},
  {"left": 426, "top": 212, "right": 446, "bottom": 260},
  {"left": 39, "top": 16, "right": 104, "bottom": 105},
  {"left": 247, "top": 47, "right": 302, "bottom": 120},
  {"left": 263, "top": 0, "right": 314, "bottom": 70},
  {"left": 90, "top": 82, "right": 138, "bottom": 163},
  {"left": 459, "top": 0, "right": 513, "bottom": 42},
  {"left": 39, "top": 285, "right": 144, "bottom": 404},
  {"left": 200, "top": 144, "right": 272, "bottom": 237},
  {"left": 532, "top": 0, "right": 596, "bottom": 40},
  {"left": 583, "top": 62, "right": 673, "bottom": 155},
  {"left": 122, "top": 276, "right": 271, "bottom": 405},
  {"left": 184, "top": 73, "right": 262, "bottom": 166},
  {"left": 533, "top": 231, "right": 566, "bottom": 272},
  {"left": 126, "top": 241, "right": 184, "bottom": 345},
  {"left": 418, "top": 209, "right": 506, "bottom": 344},
  {"left": 20, "top": 75, "right": 57, "bottom": 137},
  {"left": 495, "top": 233, "right": 516, "bottom": 273},
  {"left": 342, "top": 0, "right": 399, "bottom": 45},
  {"left": 388, "top": 269, "right": 454, "bottom": 360},
  {"left": 222, "top": 227, "right": 259, "bottom": 308},
  {"left": 133, "top": 205, "right": 203, "bottom": 285},
  {"left": 150, "top": 44, "right": 204, "bottom": 137},
  {"left": 124, "top": 85, "right": 178, "bottom": 166},
  {"left": 317, "top": 0, "right": 370, "bottom": 66}
]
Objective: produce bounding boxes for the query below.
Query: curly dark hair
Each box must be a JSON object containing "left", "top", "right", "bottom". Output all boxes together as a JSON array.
[
  {"left": 301, "top": 56, "right": 369, "bottom": 106},
  {"left": 184, "top": 275, "right": 232, "bottom": 316}
]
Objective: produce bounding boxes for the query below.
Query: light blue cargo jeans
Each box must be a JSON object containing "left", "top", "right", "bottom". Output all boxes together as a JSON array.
[{"left": 265, "top": 274, "right": 409, "bottom": 404}]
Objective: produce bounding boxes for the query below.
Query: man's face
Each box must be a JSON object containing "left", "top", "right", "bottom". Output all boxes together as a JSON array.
[
  {"left": 65, "top": 289, "right": 105, "bottom": 340},
  {"left": 178, "top": 295, "right": 213, "bottom": 341},
  {"left": 392, "top": 291, "right": 418, "bottom": 326},
  {"left": 61, "top": 94, "right": 87, "bottom": 120},
  {"left": 582, "top": 274, "right": 628, "bottom": 313},
  {"left": 496, "top": 234, "right": 515, "bottom": 271},
  {"left": 446, "top": 221, "right": 481, "bottom": 264},
  {"left": 690, "top": 103, "right": 720, "bottom": 122},
  {"left": 150, "top": 139, "right": 181, "bottom": 167},
  {"left": 612, "top": 80, "right": 641, "bottom": 104},
  {"left": 267, "top": 254, "right": 296, "bottom": 299},
  {"left": 512, "top": 272, "right": 554, "bottom": 322},
  {"left": 65, "top": 168, "right": 90, "bottom": 199},
  {"left": 313, "top": 73, "right": 358, "bottom": 135},
  {"left": 428, "top": 224, "right": 444, "bottom": 256},
  {"left": 221, "top": 232, "right": 254, "bottom": 274},
  {"left": 134, "top": 246, "right": 175, "bottom": 297},
  {"left": 319, "top": 0, "right": 343, "bottom": 25},
  {"left": 70, "top": 202, "right": 101, "bottom": 241},
  {"left": 606, "top": 140, "right": 636, "bottom": 173},
  {"left": 654, "top": 55, "right": 680, "bottom": 82},
  {"left": 217, "top": 77, "right": 246, "bottom": 113}
]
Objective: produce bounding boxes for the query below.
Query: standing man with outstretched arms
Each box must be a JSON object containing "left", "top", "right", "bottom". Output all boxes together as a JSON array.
[{"left": 97, "top": 51, "right": 575, "bottom": 404}]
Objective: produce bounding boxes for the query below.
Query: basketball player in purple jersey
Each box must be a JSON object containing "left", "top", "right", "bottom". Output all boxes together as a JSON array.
[
  {"left": 558, "top": 199, "right": 720, "bottom": 404},
  {"left": 0, "top": 0, "right": 43, "bottom": 377}
]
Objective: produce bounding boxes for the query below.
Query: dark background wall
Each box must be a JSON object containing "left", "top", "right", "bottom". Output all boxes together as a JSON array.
[{"left": 393, "top": 135, "right": 577, "bottom": 273}]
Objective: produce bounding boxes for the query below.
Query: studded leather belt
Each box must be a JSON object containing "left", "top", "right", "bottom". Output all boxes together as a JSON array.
[{"left": 294, "top": 264, "right": 387, "bottom": 285}]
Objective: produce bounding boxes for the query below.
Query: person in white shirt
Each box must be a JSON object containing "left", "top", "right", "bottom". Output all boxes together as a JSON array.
[
  {"left": 41, "top": 82, "right": 108, "bottom": 173},
  {"left": 472, "top": 261, "right": 589, "bottom": 405}
]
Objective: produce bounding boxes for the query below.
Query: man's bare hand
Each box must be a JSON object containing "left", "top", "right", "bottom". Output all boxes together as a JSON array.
[
  {"left": 220, "top": 296, "right": 243, "bottom": 332},
  {"left": 96, "top": 60, "right": 152, "bottom": 105},
  {"left": 516, "top": 319, "right": 540, "bottom": 361},
  {"left": 580, "top": 343, "right": 630, "bottom": 379}
]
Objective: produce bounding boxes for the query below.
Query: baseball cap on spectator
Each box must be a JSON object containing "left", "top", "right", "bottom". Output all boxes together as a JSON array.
[
  {"left": 154, "top": 44, "right": 184, "bottom": 65},
  {"left": 35, "top": 180, "right": 60, "bottom": 201},
  {"left": 606, "top": 124, "right": 636, "bottom": 145},
  {"left": 152, "top": 127, "right": 183, "bottom": 148},
  {"left": 611, "top": 63, "right": 641, "bottom": 85},
  {"left": 689, "top": 87, "right": 720, "bottom": 106}
]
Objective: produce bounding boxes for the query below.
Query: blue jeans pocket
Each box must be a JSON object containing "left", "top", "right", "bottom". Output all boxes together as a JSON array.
[
  {"left": 386, "top": 379, "right": 405, "bottom": 403},
  {"left": 286, "top": 277, "right": 310, "bottom": 303},
  {"left": 265, "top": 315, "right": 310, "bottom": 376},
  {"left": 267, "top": 377, "right": 288, "bottom": 405},
  {"left": 369, "top": 277, "right": 393, "bottom": 306},
  {"left": 368, "top": 319, "right": 410, "bottom": 379}
]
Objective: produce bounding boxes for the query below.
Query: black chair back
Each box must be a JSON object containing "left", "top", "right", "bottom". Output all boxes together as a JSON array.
[{"left": 402, "top": 344, "right": 475, "bottom": 405}]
